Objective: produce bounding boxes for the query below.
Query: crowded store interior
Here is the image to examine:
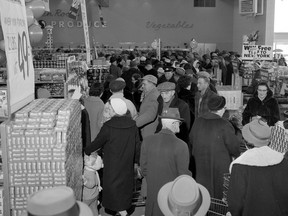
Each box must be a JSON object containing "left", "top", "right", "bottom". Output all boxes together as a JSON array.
[{"left": 0, "top": 0, "right": 288, "bottom": 216}]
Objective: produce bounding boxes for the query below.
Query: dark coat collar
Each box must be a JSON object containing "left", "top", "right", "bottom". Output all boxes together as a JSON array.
[{"left": 106, "top": 116, "right": 135, "bottom": 128}]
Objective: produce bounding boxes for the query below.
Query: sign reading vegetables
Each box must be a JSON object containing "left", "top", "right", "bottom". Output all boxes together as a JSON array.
[{"left": 242, "top": 45, "right": 273, "bottom": 60}]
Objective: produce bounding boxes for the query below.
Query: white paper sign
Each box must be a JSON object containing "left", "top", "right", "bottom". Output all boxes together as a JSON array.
[
  {"left": 0, "top": 0, "right": 35, "bottom": 115},
  {"left": 242, "top": 45, "right": 273, "bottom": 60}
]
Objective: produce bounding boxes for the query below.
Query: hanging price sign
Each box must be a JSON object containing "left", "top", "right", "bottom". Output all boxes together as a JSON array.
[{"left": 0, "top": 0, "right": 34, "bottom": 117}]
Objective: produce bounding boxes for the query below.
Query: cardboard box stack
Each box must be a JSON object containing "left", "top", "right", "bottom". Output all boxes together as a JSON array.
[{"left": 4, "top": 99, "right": 82, "bottom": 216}]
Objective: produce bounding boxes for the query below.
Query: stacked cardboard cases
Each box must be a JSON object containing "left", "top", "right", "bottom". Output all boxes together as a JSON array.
[{"left": 4, "top": 99, "right": 82, "bottom": 216}]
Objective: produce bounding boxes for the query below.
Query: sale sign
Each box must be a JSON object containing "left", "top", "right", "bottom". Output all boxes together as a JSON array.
[
  {"left": 242, "top": 44, "right": 273, "bottom": 60},
  {"left": 0, "top": 0, "right": 35, "bottom": 115}
]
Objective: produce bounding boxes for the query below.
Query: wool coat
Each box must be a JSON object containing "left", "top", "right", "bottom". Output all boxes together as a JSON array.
[
  {"left": 242, "top": 89, "right": 280, "bottom": 126},
  {"left": 178, "top": 88, "right": 196, "bottom": 128},
  {"left": 140, "top": 129, "right": 191, "bottom": 216},
  {"left": 83, "top": 96, "right": 104, "bottom": 141},
  {"left": 156, "top": 95, "right": 191, "bottom": 145},
  {"left": 84, "top": 116, "right": 141, "bottom": 212},
  {"left": 194, "top": 87, "right": 217, "bottom": 119},
  {"left": 228, "top": 146, "right": 288, "bottom": 216},
  {"left": 190, "top": 112, "right": 240, "bottom": 199},
  {"left": 135, "top": 87, "right": 160, "bottom": 139}
]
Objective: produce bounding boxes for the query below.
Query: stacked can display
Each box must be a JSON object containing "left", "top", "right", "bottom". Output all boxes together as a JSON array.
[{"left": 3, "top": 99, "right": 82, "bottom": 216}]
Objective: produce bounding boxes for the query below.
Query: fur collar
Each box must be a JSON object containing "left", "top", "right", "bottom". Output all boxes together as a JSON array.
[{"left": 229, "top": 146, "right": 284, "bottom": 173}]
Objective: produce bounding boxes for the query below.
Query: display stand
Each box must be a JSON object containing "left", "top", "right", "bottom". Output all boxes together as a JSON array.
[{"left": 1, "top": 99, "right": 83, "bottom": 216}]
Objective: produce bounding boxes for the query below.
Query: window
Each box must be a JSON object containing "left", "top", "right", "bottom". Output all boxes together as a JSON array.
[{"left": 194, "top": 0, "right": 216, "bottom": 7}]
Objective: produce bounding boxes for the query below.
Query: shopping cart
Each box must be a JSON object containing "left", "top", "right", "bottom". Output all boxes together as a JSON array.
[{"left": 207, "top": 198, "right": 229, "bottom": 216}]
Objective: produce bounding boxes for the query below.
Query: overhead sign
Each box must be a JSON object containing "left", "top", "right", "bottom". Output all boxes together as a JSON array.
[
  {"left": 242, "top": 45, "right": 273, "bottom": 60},
  {"left": 0, "top": 0, "right": 35, "bottom": 116}
]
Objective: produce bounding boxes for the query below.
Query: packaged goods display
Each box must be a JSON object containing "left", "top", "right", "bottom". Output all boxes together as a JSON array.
[{"left": 2, "top": 99, "right": 83, "bottom": 216}]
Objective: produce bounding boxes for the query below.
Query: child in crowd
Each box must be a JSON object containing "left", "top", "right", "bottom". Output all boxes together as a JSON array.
[{"left": 82, "top": 153, "right": 103, "bottom": 216}]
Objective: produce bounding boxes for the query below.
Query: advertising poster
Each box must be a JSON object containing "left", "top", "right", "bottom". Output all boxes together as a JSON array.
[
  {"left": 242, "top": 45, "right": 273, "bottom": 60},
  {"left": 0, "top": 0, "right": 35, "bottom": 116}
]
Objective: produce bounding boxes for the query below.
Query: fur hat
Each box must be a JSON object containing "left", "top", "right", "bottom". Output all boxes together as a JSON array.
[
  {"left": 208, "top": 95, "right": 226, "bottom": 111},
  {"left": 158, "top": 175, "right": 210, "bottom": 216},
  {"left": 26, "top": 186, "right": 93, "bottom": 216},
  {"left": 110, "top": 98, "right": 127, "bottom": 116},
  {"left": 109, "top": 80, "right": 126, "bottom": 92},
  {"left": 242, "top": 119, "right": 271, "bottom": 147}
]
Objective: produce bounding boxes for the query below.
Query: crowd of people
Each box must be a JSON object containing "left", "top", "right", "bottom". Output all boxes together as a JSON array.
[{"left": 72, "top": 49, "right": 288, "bottom": 216}]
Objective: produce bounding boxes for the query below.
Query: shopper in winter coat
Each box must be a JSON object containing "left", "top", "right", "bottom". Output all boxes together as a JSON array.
[
  {"left": 242, "top": 81, "right": 280, "bottom": 126},
  {"left": 194, "top": 72, "right": 217, "bottom": 119},
  {"left": 155, "top": 82, "right": 191, "bottom": 145},
  {"left": 177, "top": 75, "right": 196, "bottom": 128},
  {"left": 135, "top": 75, "right": 160, "bottom": 139},
  {"left": 228, "top": 119, "right": 288, "bottom": 216},
  {"left": 83, "top": 82, "right": 104, "bottom": 141},
  {"left": 190, "top": 95, "right": 241, "bottom": 199},
  {"left": 140, "top": 108, "right": 191, "bottom": 216},
  {"left": 85, "top": 98, "right": 141, "bottom": 216}
]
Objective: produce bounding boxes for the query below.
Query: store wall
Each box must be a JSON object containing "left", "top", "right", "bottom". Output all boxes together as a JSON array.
[
  {"left": 38, "top": 0, "right": 272, "bottom": 53},
  {"left": 39, "top": 0, "right": 235, "bottom": 51},
  {"left": 232, "top": 0, "right": 268, "bottom": 53}
]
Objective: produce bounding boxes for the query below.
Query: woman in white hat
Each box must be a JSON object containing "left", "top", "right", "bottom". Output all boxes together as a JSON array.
[
  {"left": 85, "top": 98, "right": 141, "bottom": 216},
  {"left": 228, "top": 119, "right": 288, "bottom": 216}
]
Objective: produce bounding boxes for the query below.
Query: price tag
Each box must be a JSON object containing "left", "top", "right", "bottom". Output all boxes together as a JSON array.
[{"left": 18, "top": 31, "right": 29, "bottom": 80}]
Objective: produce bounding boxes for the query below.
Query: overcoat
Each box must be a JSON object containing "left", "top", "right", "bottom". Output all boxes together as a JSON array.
[
  {"left": 84, "top": 116, "right": 140, "bottom": 212},
  {"left": 136, "top": 87, "right": 160, "bottom": 139},
  {"left": 156, "top": 95, "right": 191, "bottom": 144},
  {"left": 228, "top": 146, "right": 288, "bottom": 216},
  {"left": 140, "top": 129, "right": 191, "bottom": 216},
  {"left": 194, "top": 87, "right": 217, "bottom": 118},
  {"left": 189, "top": 112, "right": 240, "bottom": 199}
]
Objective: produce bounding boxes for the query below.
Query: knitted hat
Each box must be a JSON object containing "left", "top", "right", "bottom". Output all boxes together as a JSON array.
[
  {"left": 110, "top": 98, "right": 127, "bottom": 115},
  {"left": 208, "top": 95, "right": 226, "bottom": 111},
  {"left": 242, "top": 119, "right": 271, "bottom": 147}
]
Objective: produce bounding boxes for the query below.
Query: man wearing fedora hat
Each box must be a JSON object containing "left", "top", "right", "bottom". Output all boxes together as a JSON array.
[
  {"left": 158, "top": 175, "right": 211, "bottom": 216},
  {"left": 140, "top": 107, "right": 191, "bottom": 216},
  {"left": 22, "top": 186, "right": 93, "bottom": 216},
  {"left": 228, "top": 119, "right": 288, "bottom": 216},
  {"left": 190, "top": 95, "right": 241, "bottom": 199}
]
